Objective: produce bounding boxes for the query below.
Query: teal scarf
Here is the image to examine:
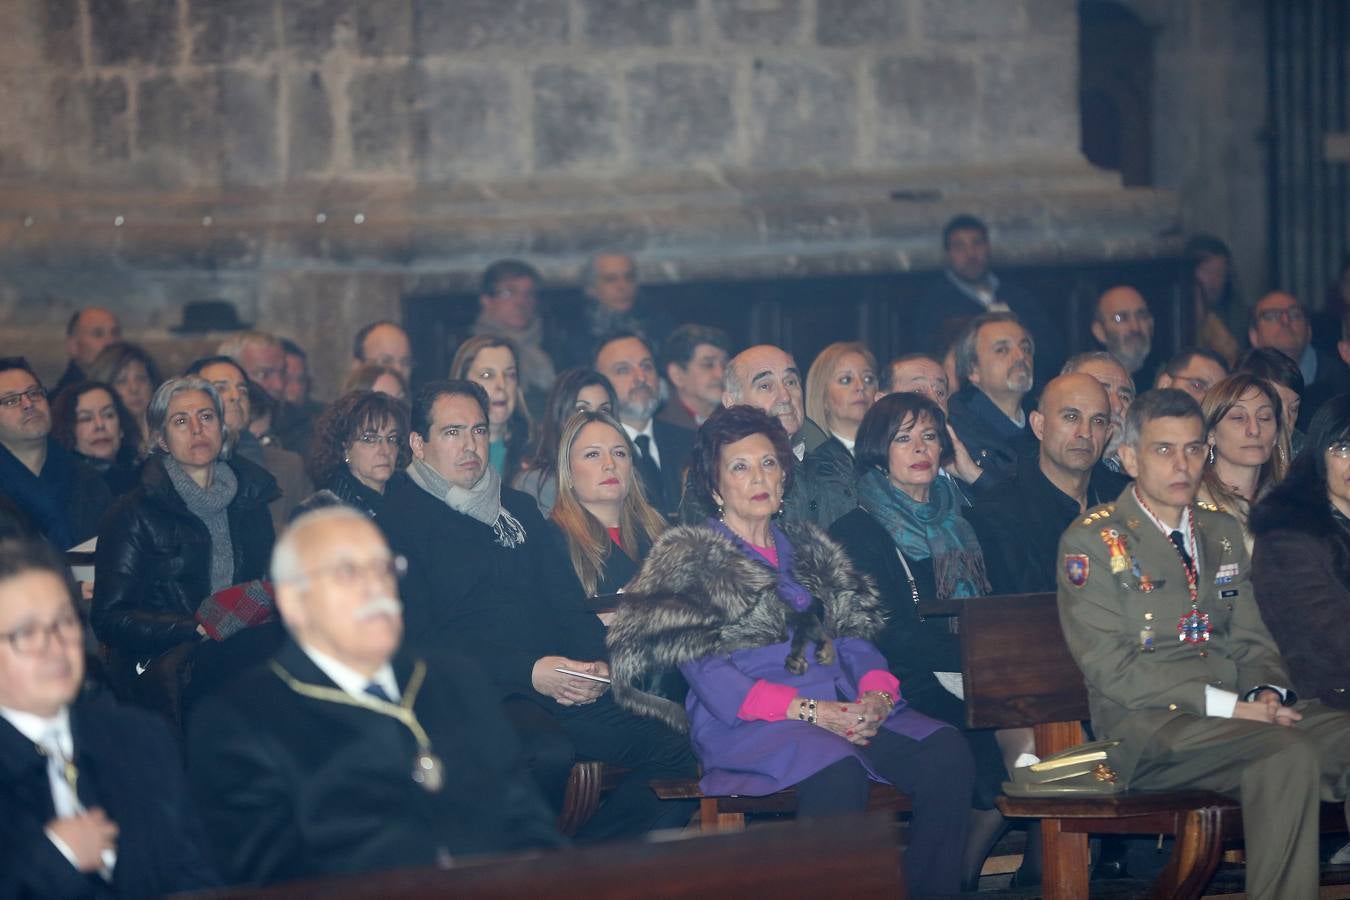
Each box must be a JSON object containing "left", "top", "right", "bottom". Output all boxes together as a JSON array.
[{"left": 856, "top": 467, "right": 990, "bottom": 600}]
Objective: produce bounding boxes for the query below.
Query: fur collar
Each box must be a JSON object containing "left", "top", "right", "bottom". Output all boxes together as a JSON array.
[
  {"left": 606, "top": 521, "right": 884, "bottom": 731},
  {"left": 1250, "top": 470, "right": 1336, "bottom": 538}
]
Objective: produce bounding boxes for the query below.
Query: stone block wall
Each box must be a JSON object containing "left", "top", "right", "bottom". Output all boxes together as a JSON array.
[{"left": 0, "top": 0, "right": 1082, "bottom": 188}]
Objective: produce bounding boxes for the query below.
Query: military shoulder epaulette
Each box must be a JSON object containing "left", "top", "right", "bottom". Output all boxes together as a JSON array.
[
  {"left": 1079, "top": 504, "right": 1115, "bottom": 526},
  {"left": 1195, "top": 499, "right": 1224, "bottom": 513}
]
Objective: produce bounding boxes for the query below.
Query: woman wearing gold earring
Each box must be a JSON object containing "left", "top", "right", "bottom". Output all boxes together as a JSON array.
[{"left": 1196, "top": 373, "right": 1288, "bottom": 553}]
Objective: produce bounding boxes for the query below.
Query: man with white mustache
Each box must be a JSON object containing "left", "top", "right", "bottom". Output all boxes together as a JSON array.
[
  {"left": 946, "top": 313, "right": 1038, "bottom": 486},
  {"left": 187, "top": 505, "right": 562, "bottom": 885},
  {"left": 592, "top": 331, "right": 693, "bottom": 517}
]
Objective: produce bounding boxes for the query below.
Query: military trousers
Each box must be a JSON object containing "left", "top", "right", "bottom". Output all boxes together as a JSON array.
[{"left": 1130, "top": 700, "right": 1350, "bottom": 900}]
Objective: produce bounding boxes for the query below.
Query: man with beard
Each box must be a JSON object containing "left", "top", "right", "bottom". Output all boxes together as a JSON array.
[
  {"left": 968, "top": 373, "right": 1126, "bottom": 594},
  {"left": 1091, "top": 287, "right": 1159, "bottom": 388},
  {"left": 189, "top": 507, "right": 562, "bottom": 885},
  {"left": 381, "top": 381, "right": 696, "bottom": 840},
  {"left": 946, "top": 313, "right": 1037, "bottom": 485},
  {"left": 0, "top": 358, "right": 110, "bottom": 549},
  {"left": 592, "top": 331, "right": 692, "bottom": 517},
  {"left": 1063, "top": 351, "right": 1136, "bottom": 475},
  {"left": 1057, "top": 389, "right": 1350, "bottom": 900}
]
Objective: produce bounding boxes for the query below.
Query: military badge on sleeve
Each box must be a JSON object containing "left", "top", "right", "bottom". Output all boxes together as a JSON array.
[{"left": 1065, "top": 554, "right": 1089, "bottom": 587}]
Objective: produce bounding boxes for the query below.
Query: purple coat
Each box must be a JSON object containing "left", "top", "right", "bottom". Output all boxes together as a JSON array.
[
  {"left": 681, "top": 636, "right": 946, "bottom": 796},
  {"left": 607, "top": 521, "right": 951, "bottom": 798}
]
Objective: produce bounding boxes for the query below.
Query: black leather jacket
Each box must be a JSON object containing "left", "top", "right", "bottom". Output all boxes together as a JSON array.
[{"left": 92, "top": 455, "right": 278, "bottom": 660}]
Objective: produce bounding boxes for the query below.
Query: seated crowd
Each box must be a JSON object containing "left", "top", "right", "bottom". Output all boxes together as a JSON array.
[{"left": 2, "top": 225, "right": 1350, "bottom": 900}]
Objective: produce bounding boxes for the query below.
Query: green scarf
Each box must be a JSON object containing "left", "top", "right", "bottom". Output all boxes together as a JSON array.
[{"left": 856, "top": 466, "right": 990, "bottom": 600}]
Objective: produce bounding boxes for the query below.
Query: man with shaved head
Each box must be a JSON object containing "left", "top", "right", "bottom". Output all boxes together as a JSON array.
[
  {"left": 967, "top": 373, "right": 1128, "bottom": 594},
  {"left": 1091, "top": 286, "right": 1157, "bottom": 385},
  {"left": 188, "top": 507, "right": 561, "bottom": 885}
]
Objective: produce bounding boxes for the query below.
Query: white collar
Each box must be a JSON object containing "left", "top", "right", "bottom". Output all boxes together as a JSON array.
[
  {"left": 297, "top": 643, "right": 400, "bottom": 704},
  {"left": 1132, "top": 486, "right": 1195, "bottom": 556},
  {"left": 830, "top": 431, "right": 855, "bottom": 454},
  {"left": 621, "top": 420, "right": 655, "bottom": 442},
  {"left": 0, "top": 705, "right": 72, "bottom": 756}
]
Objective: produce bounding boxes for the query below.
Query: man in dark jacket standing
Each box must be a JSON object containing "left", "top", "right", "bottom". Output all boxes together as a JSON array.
[{"left": 382, "top": 380, "right": 696, "bottom": 841}]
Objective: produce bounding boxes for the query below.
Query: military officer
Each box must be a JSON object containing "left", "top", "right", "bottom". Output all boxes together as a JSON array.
[{"left": 1057, "top": 388, "right": 1350, "bottom": 900}]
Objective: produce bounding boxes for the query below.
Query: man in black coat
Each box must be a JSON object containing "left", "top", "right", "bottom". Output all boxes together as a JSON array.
[
  {"left": 967, "top": 373, "right": 1129, "bottom": 595},
  {"left": 382, "top": 380, "right": 697, "bottom": 841},
  {"left": 0, "top": 538, "right": 219, "bottom": 898},
  {"left": 0, "top": 358, "right": 111, "bottom": 551},
  {"left": 188, "top": 507, "right": 563, "bottom": 886},
  {"left": 945, "top": 313, "right": 1038, "bottom": 486},
  {"left": 909, "top": 214, "right": 1063, "bottom": 385}
]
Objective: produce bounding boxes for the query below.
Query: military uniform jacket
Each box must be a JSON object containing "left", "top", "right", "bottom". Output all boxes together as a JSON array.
[{"left": 1056, "top": 485, "right": 1291, "bottom": 780}]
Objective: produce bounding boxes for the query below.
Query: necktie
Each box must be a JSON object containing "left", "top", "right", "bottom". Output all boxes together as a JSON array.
[
  {"left": 634, "top": 434, "right": 653, "bottom": 465},
  {"left": 364, "top": 682, "right": 393, "bottom": 703},
  {"left": 39, "top": 728, "right": 81, "bottom": 819},
  {"left": 1169, "top": 530, "right": 1194, "bottom": 572},
  {"left": 631, "top": 434, "right": 663, "bottom": 506}
]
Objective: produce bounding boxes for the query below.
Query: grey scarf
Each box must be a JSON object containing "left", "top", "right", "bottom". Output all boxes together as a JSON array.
[
  {"left": 162, "top": 455, "right": 238, "bottom": 594},
  {"left": 406, "top": 457, "right": 527, "bottom": 548}
]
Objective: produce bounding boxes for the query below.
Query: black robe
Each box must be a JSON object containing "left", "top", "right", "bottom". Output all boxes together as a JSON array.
[{"left": 186, "top": 641, "right": 563, "bottom": 886}]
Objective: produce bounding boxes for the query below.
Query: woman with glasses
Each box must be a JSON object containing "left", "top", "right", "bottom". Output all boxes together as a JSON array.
[
  {"left": 92, "top": 377, "right": 281, "bottom": 724},
  {"left": 1196, "top": 374, "right": 1288, "bottom": 553},
  {"left": 1251, "top": 392, "right": 1350, "bottom": 713},
  {"left": 307, "top": 390, "right": 411, "bottom": 520}
]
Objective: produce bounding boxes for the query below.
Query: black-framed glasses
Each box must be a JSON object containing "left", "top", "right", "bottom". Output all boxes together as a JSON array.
[
  {"left": 355, "top": 431, "right": 402, "bottom": 447},
  {"left": 1, "top": 612, "right": 82, "bottom": 655},
  {"left": 0, "top": 386, "right": 47, "bottom": 409}
]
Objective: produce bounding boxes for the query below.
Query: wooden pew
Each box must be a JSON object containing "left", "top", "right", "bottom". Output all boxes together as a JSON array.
[
  {"left": 651, "top": 778, "right": 912, "bottom": 832},
  {"left": 961, "top": 591, "right": 1347, "bottom": 900},
  {"left": 195, "top": 810, "right": 908, "bottom": 899}
]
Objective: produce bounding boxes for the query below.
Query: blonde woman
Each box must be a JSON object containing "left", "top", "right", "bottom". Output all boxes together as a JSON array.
[
  {"left": 550, "top": 409, "right": 666, "bottom": 601},
  {"left": 803, "top": 341, "right": 879, "bottom": 527}
]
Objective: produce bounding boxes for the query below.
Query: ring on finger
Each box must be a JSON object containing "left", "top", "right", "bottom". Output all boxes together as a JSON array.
[{"left": 856, "top": 714, "right": 865, "bottom": 724}]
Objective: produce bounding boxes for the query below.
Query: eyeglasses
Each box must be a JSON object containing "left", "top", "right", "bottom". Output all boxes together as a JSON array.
[
  {"left": 1, "top": 612, "right": 82, "bottom": 655},
  {"left": 1257, "top": 307, "right": 1305, "bottom": 324},
  {"left": 0, "top": 386, "right": 47, "bottom": 409},
  {"left": 299, "top": 555, "right": 408, "bottom": 586},
  {"left": 355, "top": 432, "right": 401, "bottom": 447},
  {"left": 1107, "top": 309, "right": 1153, "bottom": 325},
  {"left": 1328, "top": 441, "right": 1350, "bottom": 459}
]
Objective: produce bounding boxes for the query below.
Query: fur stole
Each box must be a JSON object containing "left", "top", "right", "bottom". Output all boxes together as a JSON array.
[{"left": 606, "top": 521, "right": 885, "bottom": 731}]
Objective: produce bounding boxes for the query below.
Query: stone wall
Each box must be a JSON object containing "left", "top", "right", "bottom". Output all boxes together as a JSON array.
[
  {"left": 0, "top": 0, "right": 1082, "bottom": 187},
  {"left": 0, "top": 0, "right": 1185, "bottom": 393}
]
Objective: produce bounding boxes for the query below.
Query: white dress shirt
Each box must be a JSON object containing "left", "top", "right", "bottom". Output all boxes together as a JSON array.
[
  {"left": 622, "top": 420, "right": 661, "bottom": 469},
  {"left": 298, "top": 643, "right": 401, "bottom": 704}
]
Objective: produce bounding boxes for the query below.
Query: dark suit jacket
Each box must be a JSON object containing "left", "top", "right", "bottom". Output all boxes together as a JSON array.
[
  {"left": 0, "top": 692, "right": 219, "bottom": 900},
  {"left": 187, "top": 641, "right": 563, "bottom": 887},
  {"left": 909, "top": 272, "right": 1065, "bottom": 386},
  {"left": 946, "top": 385, "right": 1037, "bottom": 487},
  {"left": 381, "top": 481, "right": 608, "bottom": 700},
  {"left": 637, "top": 420, "right": 694, "bottom": 517}
]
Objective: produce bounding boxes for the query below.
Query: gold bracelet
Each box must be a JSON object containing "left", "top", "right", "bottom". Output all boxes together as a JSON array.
[{"left": 868, "top": 690, "right": 895, "bottom": 710}]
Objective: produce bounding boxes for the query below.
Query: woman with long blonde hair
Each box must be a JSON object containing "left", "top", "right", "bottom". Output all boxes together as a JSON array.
[
  {"left": 1197, "top": 373, "right": 1288, "bottom": 551},
  {"left": 550, "top": 409, "right": 666, "bottom": 600}
]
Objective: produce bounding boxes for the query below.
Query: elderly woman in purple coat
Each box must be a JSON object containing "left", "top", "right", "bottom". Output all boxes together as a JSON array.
[{"left": 607, "top": 405, "right": 973, "bottom": 896}]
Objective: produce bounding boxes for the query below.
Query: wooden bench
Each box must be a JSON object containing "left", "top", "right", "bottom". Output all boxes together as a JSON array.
[
  {"left": 962, "top": 591, "right": 1348, "bottom": 900},
  {"left": 651, "top": 778, "right": 912, "bottom": 832}
]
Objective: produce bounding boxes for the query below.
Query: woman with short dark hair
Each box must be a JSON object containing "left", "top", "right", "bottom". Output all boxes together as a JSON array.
[
  {"left": 50, "top": 380, "right": 141, "bottom": 497},
  {"left": 308, "top": 390, "right": 411, "bottom": 519},
  {"left": 609, "top": 404, "right": 973, "bottom": 896},
  {"left": 829, "top": 392, "right": 1006, "bottom": 888}
]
